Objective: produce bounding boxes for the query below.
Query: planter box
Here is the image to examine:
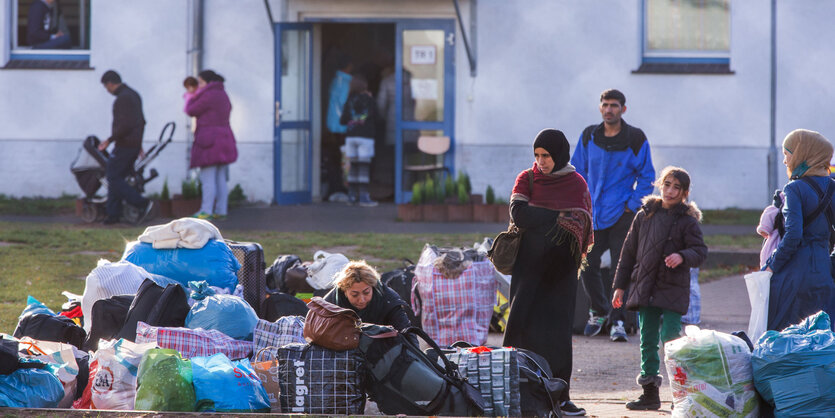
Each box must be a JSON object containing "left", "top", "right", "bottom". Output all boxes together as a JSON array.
[
  {"left": 171, "top": 197, "right": 201, "bottom": 218},
  {"left": 422, "top": 204, "right": 448, "bottom": 222},
  {"left": 495, "top": 204, "right": 511, "bottom": 224},
  {"left": 472, "top": 204, "right": 498, "bottom": 223},
  {"left": 156, "top": 199, "right": 173, "bottom": 218},
  {"left": 447, "top": 204, "right": 473, "bottom": 222},
  {"left": 397, "top": 204, "right": 423, "bottom": 222}
]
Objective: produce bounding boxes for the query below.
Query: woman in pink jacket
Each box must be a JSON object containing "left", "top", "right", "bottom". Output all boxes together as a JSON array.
[{"left": 185, "top": 70, "right": 238, "bottom": 220}]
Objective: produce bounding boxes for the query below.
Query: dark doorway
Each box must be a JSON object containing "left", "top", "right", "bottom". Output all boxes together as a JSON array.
[{"left": 320, "top": 23, "right": 396, "bottom": 203}]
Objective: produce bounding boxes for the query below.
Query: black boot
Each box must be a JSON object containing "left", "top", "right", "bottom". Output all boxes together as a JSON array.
[{"left": 626, "top": 375, "right": 661, "bottom": 410}]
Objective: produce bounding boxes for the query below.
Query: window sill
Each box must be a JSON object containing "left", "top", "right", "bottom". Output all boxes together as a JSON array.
[
  {"left": 4, "top": 59, "right": 92, "bottom": 70},
  {"left": 633, "top": 62, "right": 733, "bottom": 75}
]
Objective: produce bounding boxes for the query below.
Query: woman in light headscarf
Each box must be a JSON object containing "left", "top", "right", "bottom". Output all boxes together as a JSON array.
[{"left": 764, "top": 129, "right": 835, "bottom": 331}]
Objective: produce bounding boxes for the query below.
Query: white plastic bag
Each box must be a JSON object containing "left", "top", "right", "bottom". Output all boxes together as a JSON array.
[
  {"left": 744, "top": 271, "right": 771, "bottom": 343},
  {"left": 306, "top": 250, "right": 349, "bottom": 290},
  {"left": 89, "top": 339, "right": 156, "bottom": 410},
  {"left": 81, "top": 260, "right": 155, "bottom": 333},
  {"left": 665, "top": 326, "right": 760, "bottom": 417}
]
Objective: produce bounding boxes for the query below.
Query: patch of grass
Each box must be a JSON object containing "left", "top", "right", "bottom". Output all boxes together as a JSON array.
[
  {"left": 0, "top": 221, "right": 483, "bottom": 333},
  {"left": 0, "top": 193, "right": 77, "bottom": 216},
  {"left": 703, "top": 234, "right": 762, "bottom": 251},
  {"left": 702, "top": 208, "right": 760, "bottom": 225},
  {"left": 698, "top": 264, "right": 756, "bottom": 283}
]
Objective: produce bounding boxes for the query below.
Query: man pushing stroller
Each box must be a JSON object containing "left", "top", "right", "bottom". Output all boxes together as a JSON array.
[{"left": 98, "top": 70, "right": 154, "bottom": 225}]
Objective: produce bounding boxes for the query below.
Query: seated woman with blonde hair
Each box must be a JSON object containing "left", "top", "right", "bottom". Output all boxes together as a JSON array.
[{"left": 324, "top": 260, "right": 413, "bottom": 332}]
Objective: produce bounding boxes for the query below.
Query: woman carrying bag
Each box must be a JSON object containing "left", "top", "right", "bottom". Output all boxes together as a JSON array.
[
  {"left": 502, "top": 129, "right": 594, "bottom": 416},
  {"left": 764, "top": 129, "right": 835, "bottom": 331}
]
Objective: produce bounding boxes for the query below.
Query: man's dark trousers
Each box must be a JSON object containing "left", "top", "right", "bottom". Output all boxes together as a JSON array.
[
  {"left": 105, "top": 147, "right": 147, "bottom": 221},
  {"left": 581, "top": 211, "right": 635, "bottom": 325}
]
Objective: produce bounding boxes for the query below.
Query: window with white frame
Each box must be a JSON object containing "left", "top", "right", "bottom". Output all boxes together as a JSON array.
[
  {"left": 12, "top": 0, "right": 90, "bottom": 56},
  {"left": 639, "top": 0, "right": 731, "bottom": 73}
]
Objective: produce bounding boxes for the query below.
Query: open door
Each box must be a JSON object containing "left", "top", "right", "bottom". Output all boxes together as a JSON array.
[
  {"left": 395, "top": 19, "right": 456, "bottom": 204},
  {"left": 274, "top": 23, "right": 313, "bottom": 204}
]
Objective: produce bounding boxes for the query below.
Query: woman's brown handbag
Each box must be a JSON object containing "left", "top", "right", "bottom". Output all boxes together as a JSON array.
[
  {"left": 488, "top": 224, "right": 523, "bottom": 275},
  {"left": 303, "top": 297, "right": 361, "bottom": 351},
  {"left": 488, "top": 169, "right": 533, "bottom": 275}
]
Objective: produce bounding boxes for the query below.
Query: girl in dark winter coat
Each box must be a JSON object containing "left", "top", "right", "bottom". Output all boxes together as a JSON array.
[
  {"left": 503, "top": 129, "right": 593, "bottom": 417},
  {"left": 612, "top": 166, "right": 708, "bottom": 411}
]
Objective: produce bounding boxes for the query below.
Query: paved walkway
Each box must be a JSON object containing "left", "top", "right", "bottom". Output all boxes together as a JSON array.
[{"left": 0, "top": 202, "right": 755, "bottom": 236}]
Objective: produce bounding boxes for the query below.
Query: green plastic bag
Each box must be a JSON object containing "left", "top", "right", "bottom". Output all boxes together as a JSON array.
[{"left": 135, "top": 349, "right": 196, "bottom": 412}]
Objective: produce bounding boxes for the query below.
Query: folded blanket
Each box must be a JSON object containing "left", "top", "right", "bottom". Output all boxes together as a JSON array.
[{"left": 138, "top": 218, "right": 222, "bottom": 249}]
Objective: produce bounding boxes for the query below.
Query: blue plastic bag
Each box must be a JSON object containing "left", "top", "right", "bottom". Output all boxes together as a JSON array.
[
  {"left": 191, "top": 353, "right": 270, "bottom": 412},
  {"left": 185, "top": 281, "right": 258, "bottom": 340},
  {"left": 0, "top": 368, "right": 64, "bottom": 408},
  {"left": 123, "top": 239, "right": 241, "bottom": 291},
  {"left": 752, "top": 311, "right": 835, "bottom": 416}
]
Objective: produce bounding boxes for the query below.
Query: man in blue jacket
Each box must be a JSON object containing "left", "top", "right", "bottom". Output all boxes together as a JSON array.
[{"left": 571, "top": 89, "right": 655, "bottom": 343}]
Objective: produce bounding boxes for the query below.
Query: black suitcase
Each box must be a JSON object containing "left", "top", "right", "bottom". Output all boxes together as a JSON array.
[{"left": 225, "top": 239, "right": 267, "bottom": 317}]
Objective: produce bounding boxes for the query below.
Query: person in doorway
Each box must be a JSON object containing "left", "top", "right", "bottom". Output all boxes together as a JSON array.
[
  {"left": 571, "top": 88, "right": 655, "bottom": 343},
  {"left": 98, "top": 70, "right": 154, "bottom": 225},
  {"left": 324, "top": 260, "right": 412, "bottom": 332},
  {"left": 324, "top": 53, "right": 353, "bottom": 200},
  {"left": 764, "top": 129, "right": 835, "bottom": 331},
  {"left": 612, "top": 166, "right": 707, "bottom": 411},
  {"left": 27, "top": 0, "right": 71, "bottom": 49},
  {"left": 184, "top": 69, "right": 238, "bottom": 221},
  {"left": 504, "top": 129, "right": 593, "bottom": 416},
  {"left": 340, "top": 73, "right": 378, "bottom": 206}
]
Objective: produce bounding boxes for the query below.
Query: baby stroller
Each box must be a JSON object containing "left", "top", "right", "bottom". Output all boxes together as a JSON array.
[{"left": 70, "top": 122, "right": 175, "bottom": 224}]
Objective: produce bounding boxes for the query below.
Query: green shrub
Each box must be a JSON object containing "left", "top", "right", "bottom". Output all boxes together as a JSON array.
[
  {"left": 485, "top": 185, "right": 496, "bottom": 204},
  {"left": 457, "top": 172, "right": 472, "bottom": 195},
  {"left": 160, "top": 178, "right": 170, "bottom": 200},
  {"left": 181, "top": 178, "right": 201, "bottom": 199},
  {"left": 229, "top": 184, "right": 246, "bottom": 205},
  {"left": 411, "top": 181, "right": 424, "bottom": 205},
  {"left": 444, "top": 176, "right": 456, "bottom": 198},
  {"left": 457, "top": 185, "right": 469, "bottom": 204},
  {"left": 424, "top": 177, "right": 436, "bottom": 203}
]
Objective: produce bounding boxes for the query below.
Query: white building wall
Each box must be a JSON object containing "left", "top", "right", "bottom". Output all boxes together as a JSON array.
[{"left": 1, "top": 0, "right": 833, "bottom": 209}]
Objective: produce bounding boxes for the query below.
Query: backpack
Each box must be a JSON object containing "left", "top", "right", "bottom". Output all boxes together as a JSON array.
[
  {"left": 265, "top": 254, "right": 301, "bottom": 292},
  {"left": 358, "top": 324, "right": 485, "bottom": 416},
  {"left": 380, "top": 260, "right": 422, "bottom": 328},
  {"left": 116, "top": 279, "right": 190, "bottom": 342},
  {"left": 83, "top": 294, "right": 134, "bottom": 352},
  {"left": 517, "top": 348, "right": 567, "bottom": 418}
]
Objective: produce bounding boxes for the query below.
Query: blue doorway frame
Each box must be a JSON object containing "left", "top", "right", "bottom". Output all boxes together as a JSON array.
[
  {"left": 274, "top": 22, "right": 314, "bottom": 205},
  {"left": 277, "top": 17, "right": 456, "bottom": 204}
]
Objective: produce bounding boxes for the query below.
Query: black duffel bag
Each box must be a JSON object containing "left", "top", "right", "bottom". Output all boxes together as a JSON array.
[
  {"left": 358, "top": 324, "right": 485, "bottom": 416},
  {"left": 14, "top": 313, "right": 86, "bottom": 350}
]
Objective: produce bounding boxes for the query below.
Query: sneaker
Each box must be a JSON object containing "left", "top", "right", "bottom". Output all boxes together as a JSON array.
[
  {"left": 610, "top": 320, "right": 628, "bottom": 342},
  {"left": 192, "top": 211, "right": 211, "bottom": 220},
  {"left": 583, "top": 312, "right": 606, "bottom": 337},
  {"left": 358, "top": 193, "right": 378, "bottom": 207},
  {"left": 560, "top": 400, "right": 586, "bottom": 416},
  {"left": 211, "top": 214, "right": 228, "bottom": 221}
]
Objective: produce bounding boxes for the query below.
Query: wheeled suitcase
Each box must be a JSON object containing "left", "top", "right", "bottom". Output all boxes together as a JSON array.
[{"left": 225, "top": 240, "right": 267, "bottom": 317}]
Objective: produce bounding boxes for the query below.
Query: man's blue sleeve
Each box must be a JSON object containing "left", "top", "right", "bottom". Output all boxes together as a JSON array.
[
  {"left": 570, "top": 135, "right": 588, "bottom": 181},
  {"left": 628, "top": 141, "right": 655, "bottom": 212}
]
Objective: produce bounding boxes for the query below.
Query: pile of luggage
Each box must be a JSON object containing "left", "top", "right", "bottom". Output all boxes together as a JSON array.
[{"left": 0, "top": 218, "right": 569, "bottom": 415}]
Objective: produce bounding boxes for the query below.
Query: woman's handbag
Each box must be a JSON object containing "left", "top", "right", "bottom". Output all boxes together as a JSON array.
[
  {"left": 488, "top": 224, "right": 523, "bottom": 275},
  {"left": 303, "top": 297, "right": 361, "bottom": 351},
  {"left": 487, "top": 169, "right": 533, "bottom": 275}
]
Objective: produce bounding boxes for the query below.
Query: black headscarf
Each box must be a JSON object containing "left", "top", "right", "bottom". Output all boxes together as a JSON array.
[{"left": 533, "top": 129, "right": 570, "bottom": 173}]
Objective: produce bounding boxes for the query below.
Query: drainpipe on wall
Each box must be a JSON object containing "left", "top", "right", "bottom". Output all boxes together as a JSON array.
[
  {"left": 767, "top": 0, "right": 778, "bottom": 202},
  {"left": 186, "top": 0, "right": 204, "bottom": 175}
]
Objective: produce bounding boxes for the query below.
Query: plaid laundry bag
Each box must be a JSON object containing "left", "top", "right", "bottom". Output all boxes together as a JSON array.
[
  {"left": 446, "top": 346, "right": 521, "bottom": 417},
  {"left": 253, "top": 316, "right": 305, "bottom": 358},
  {"left": 276, "top": 343, "right": 366, "bottom": 415},
  {"left": 415, "top": 247, "right": 497, "bottom": 346},
  {"left": 135, "top": 321, "right": 253, "bottom": 360}
]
